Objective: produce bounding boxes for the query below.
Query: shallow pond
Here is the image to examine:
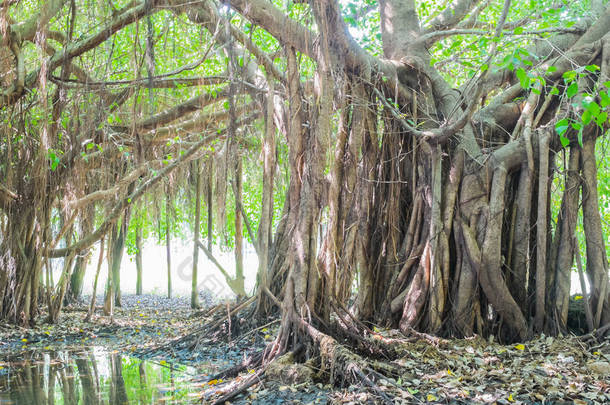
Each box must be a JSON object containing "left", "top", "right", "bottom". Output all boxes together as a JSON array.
[{"left": 0, "top": 347, "right": 204, "bottom": 404}]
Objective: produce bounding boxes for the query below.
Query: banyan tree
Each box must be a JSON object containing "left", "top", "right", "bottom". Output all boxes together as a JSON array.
[
  {"left": 1, "top": 0, "right": 610, "bottom": 370},
  {"left": 235, "top": 0, "right": 610, "bottom": 351}
]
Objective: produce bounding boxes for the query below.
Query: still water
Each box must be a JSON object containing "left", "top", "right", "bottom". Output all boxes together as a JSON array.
[{"left": 0, "top": 347, "right": 203, "bottom": 404}]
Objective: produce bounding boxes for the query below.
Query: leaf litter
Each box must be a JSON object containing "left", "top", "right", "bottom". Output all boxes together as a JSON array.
[{"left": 1, "top": 295, "right": 608, "bottom": 404}]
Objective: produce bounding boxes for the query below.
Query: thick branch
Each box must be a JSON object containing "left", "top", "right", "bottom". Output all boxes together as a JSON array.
[
  {"left": 10, "top": 0, "right": 66, "bottom": 42},
  {"left": 225, "top": 0, "right": 412, "bottom": 102},
  {"left": 181, "top": 1, "right": 285, "bottom": 84},
  {"left": 425, "top": 0, "right": 479, "bottom": 32},
  {"left": 50, "top": 75, "right": 227, "bottom": 89}
]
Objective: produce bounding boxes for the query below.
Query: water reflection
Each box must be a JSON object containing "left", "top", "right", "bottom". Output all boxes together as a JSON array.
[{"left": 0, "top": 347, "right": 199, "bottom": 404}]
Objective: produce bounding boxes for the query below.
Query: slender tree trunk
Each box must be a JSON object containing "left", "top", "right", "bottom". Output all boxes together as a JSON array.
[
  {"left": 191, "top": 160, "right": 202, "bottom": 309},
  {"left": 207, "top": 161, "right": 213, "bottom": 251},
  {"left": 534, "top": 132, "right": 550, "bottom": 332},
  {"left": 103, "top": 227, "right": 115, "bottom": 318},
  {"left": 234, "top": 158, "right": 244, "bottom": 297},
  {"left": 112, "top": 215, "right": 126, "bottom": 307},
  {"left": 68, "top": 200, "right": 95, "bottom": 302},
  {"left": 550, "top": 148, "right": 581, "bottom": 331},
  {"left": 85, "top": 238, "right": 105, "bottom": 322},
  {"left": 166, "top": 188, "right": 172, "bottom": 299},
  {"left": 581, "top": 135, "right": 610, "bottom": 327},
  {"left": 256, "top": 79, "right": 276, "bottom": 316},
  {"left": 135, "top": 222, "right": 143, "bottom": 296}
]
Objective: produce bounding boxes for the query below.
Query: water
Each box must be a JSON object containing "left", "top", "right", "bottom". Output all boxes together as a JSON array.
[{"left": 0, "top": 347, "right": 204, "bottom": 404}]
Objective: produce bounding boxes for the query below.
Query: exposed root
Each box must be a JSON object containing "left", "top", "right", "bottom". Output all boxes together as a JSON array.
[
  {"left": 293, "top": 315, "right": 399, "bottom": 403},
  {"left": 211, "top": 368, "right": 265, "bottom": 405}
]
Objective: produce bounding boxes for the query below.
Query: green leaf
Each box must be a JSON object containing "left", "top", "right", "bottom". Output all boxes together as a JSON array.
[
  {"left": 585, "top": 64, "right": 600, "bottom": 72},
  {"left": 560, "top": 134, "right": 570, "bottom": 147},
  {"left": 549, "top": 87, "right": 559, "bottom": 96},
  {"left": 515, "top": 68, "right": 529, "bottom": 89},
  {"left": 563, "top": 70, "right": 577, "bottom": 82},
  {"left": 582, "top": 109, "right": 592, "bottom": 125},
  {"left": 600, "top": 91, "right": 610, "bottom": 108},
  {"left": 546, "top": 65, "right": 557, "bottom": 74},
  {"left": 595, "top": 112, "right": 608, "bottom": 127},
  {"left": 566, "top": 82, "right": 578, "bottom": 98},
  {"left": 514, "top": 27, "right": 524, "bottom": 35},
  {"left": 555, "top": 118, "right": 569, "bottom": 136},
  {"left": 586, "top": 101, "right": 601, "bottom": 117}
]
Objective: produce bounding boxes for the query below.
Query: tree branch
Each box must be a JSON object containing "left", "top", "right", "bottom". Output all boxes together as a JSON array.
[
  {"left": 181, "top": 1, "right": 286, "bottom": 84},
  {"left": 50, "top": 74, "right": 227, "bottom": 89},
  {"left": 143, "top": 103, "right": 257, "bottom": 144},
  {"left": 224, "top": 0, "right": 412, "bottom": 102},
  {"left": 9, "top": 0, "right": 66, "bottom": 42},
  {"left": 425, "top": 0, "right": 479, "bottom": 32},
  {"left": 1, "top": 0, "right": 167, "bottom": 107},
  {"left": 416, "top": 26, "right": 584, "bottom": 47}
]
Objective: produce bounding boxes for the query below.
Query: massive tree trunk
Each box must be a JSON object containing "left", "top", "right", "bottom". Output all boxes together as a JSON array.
[
  {"left": 271, "top": 44, "right": 330, "bottom": 354},
  {"left": 225, "top": 0, "right": 610, "bottom": 346}
]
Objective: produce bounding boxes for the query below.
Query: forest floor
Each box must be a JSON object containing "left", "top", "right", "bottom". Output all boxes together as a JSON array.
[{"left": 0, "top": 294, "right": 609, "bottom": 404}]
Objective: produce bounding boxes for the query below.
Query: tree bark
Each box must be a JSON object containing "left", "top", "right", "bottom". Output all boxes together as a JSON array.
[
  {"left": 135, "top": 220, "right": 143, "bottom": 296},
  {"left": 234, "top": 158, "right": 245, "bottom": 298},
  {"left": 191, "top": 160, "right": 202, "bottom": 309},
  {"left": 166, "top": 187, "right": 172, "bottom": 299},
  {"left": 256, "top": 79, "right": 276, "bottom": 316},
  {"left": 581, "top": 136, "right": 610, "bottom": 327}
]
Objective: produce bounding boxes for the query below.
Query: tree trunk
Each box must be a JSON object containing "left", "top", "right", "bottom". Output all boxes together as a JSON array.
[
  {"left": 166, "top": 188, "right": 172, "bottom": 299},
  {"left": 581, "top": 135, "right": 610, "bottom": 327},
  {"left": 68, "top": 198, "right": 95, "bottom": 302},
  {"left": 112, "top": 214, "right": 126, "bottom": 307},
  {"left": 207, "top": 160, "right": 213, "bottom": 251},
  {"left": 85, "top": 238, "right": 105, "bottom": 322},
  {"left": 191, "top": 160, "right": 202, "bottom": 309},
  {"left": 234, "top": 158, "right": 245, "bottom": 298},
  {"left": 135, "top": 221, "right": 143, "bottom": 296},
  {"left": 256, "top": 79, "right": 276, "bottom": 316}
]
